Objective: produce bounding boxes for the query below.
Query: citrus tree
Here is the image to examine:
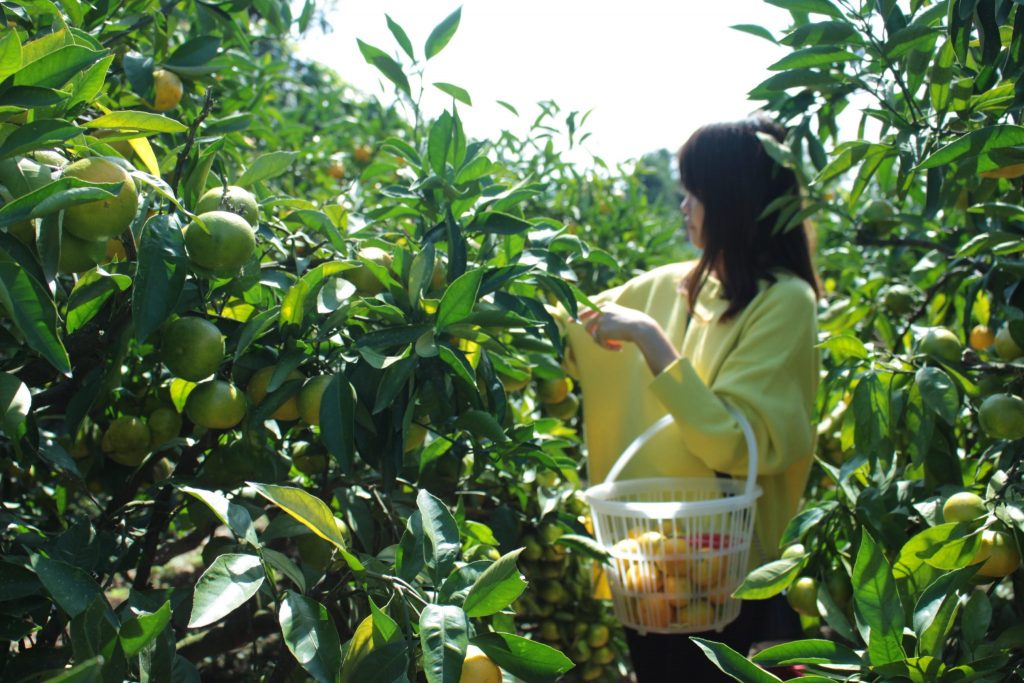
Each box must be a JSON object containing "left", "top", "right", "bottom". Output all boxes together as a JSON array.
[
  {"left": 0, "top": 1, "right": 669, "bottom": 680},
  {"left": 695, "top": 0, "right": 1024, "bottom": 680}
]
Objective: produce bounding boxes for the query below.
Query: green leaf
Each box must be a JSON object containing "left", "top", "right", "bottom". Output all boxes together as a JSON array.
[
  {"left": 0, "top": 253, "right": 69, "bottom": 374},
  {"left": 368, "top": 597, "right": 399, "bottom": 646},
  {"left": 732, "top": 557, "right": 803, "bottom": 599},
  {"left": 32, "top": 555, "right": 106, "bottom": 619},
  {"left": 0, "top": 177, "right": 121, "bottom": 227},
  {"left": 280, "top": 261, "right": 350, "bottom": 330},
  {"left": 120, "top": 601, "right": 171, "bottom": 657},
  {"left": 132, "top": 216, "right": 187, "bottom": 343},
  {"left": 417, "top": 489, "right": 460, "bottom": 578},
  {"left": 248, "top": 482, "right": 363, "bottom": 571},
  {"left": 454, "top": 409, "right": 507, "bottom": 443},
  {"left": 419, "top": 604, "right": 468, "bottom": 683},
  {"left": 386, "top": 15, "right": 415, "bottom": 60},
  {"left": 339, "top": 616, "right": 374, "bottom": 683},
  {"left": 425, "top": 7, "right": 462, "bottom": 60},
  {"left": 279, "top": 592, "right": 342, "bottom": 683},
  {"left": 0, "top": 372, "right": 31, "bottom": 440},
  {"left": 188, "top": 554, "right": 265, "bottom": 628},
  {"left": 0, "top": 119, "right": 82, "bottom": 160},
  {"left": 852, "top": 530, "right": 905, "bottom": 666},
  {"left": 896, "top": 523, "right": 982, "bottom": 574},
  {"left": 14, "top": 45, "right": 106, "bottom": 89},
  {"left": 751, "top": 639, "right": 861, "bottom": 668},
  {"left": 42, "top": 656, "right": 104, "bottom": 683},
  {"left": 913, "top": 566, "right": 973, "bottom": 658},
  {"left": 428, "top": 110, "right": 454, "bottom": 175},
  {"left": 916, "top": 125, "right": 1024, "bottom": 170},
  {"left": 691, "top": 637, "right": 783, "bottom": 682},
  {"left": 179, "top": 486, "right": 258, "bottom": 545},
  {"left": 749, "top": 69, "right": 844, "bottom": 99},
  {"left": 472, "top": 632, "right": 575, "bottom": 682},
  {"left": 319, "top": 374, "right": 357, "bottom": 476},
  {"left": 356, "top": 39, "right": 410, "bottom": 96},
  {"left": 781, "top": 20, "right": 859, "bottom": 47},
  {"left": 817, "top": 334, "right": 869, "bottom": 362},
  {"left": 433, "top": 82, "right": 472, "bottom": 105},
  {"left": 0, "top": 30, "right": 23, "bottom": 83},
  {"left": 914, "top": 367, "right": 959, "bottom": 425},
  {"left": 768, "top": 46, "right": 859, "bottom": 70},
  {"left": 66, "top": 270, "right": 132, "bottom": 335},
  {"left": 436, "top": 267, "right": 483, "bottom": 331},
  {"left": 165, "top": 36, "right": 221, "bottom": 68},
  {"left": 236, "top": 151, "right": 298, "bottom": 187},
  {"left": 764, "top": 0, "right": 842, "bottom": 16},
  {"left": 731, "top": 24, "right": 778, "bottom": 43},
  {"left": 83, "top": 111, "right": 187, "bottom": 134},
  {"left": 463, "top": 549, "right": 526, "bottom": 617}
]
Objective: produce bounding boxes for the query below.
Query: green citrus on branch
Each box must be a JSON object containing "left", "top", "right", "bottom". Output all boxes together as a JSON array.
[
  {"left": 290, "top": 441, "right": 327, "bottom": 475},
  {"left": 161, "top": 317, "right": 224, "bottom": 381},
  {"left": 942, "top": 491, "right": 987, "bottom": 523},
  {"left": 183, "top": 210, "right": 256, "bottom": 274},
  {"left": 62, "top": 157, "right": 139, "bottom": 240},
  {"left": 881, "top": 284, "right": 916, "bottom": 315},
  {"left": 345, "top": 246, "right": 392, "bottom": 295},
  {"left": 978, "top": 393, "right": 1024, "bottom": 440},
  {"left": 58, "top": 233, "right": 107, "bottom": 274},
  {"left": 994, "top": 325, "right": 1023, "bottom": 360},
  {"left": 147, "top": 406, "right": 182, "bottom": 448},
  {"left": 185, "top": 380, "right": 247, "bottom": 429},
  {"left": 586, "top": 623, "right": 610, "bottom": 649},
  {"left": 101, "top": 416, "right": 151, "bottom": 466},
  {"left": 920, "top": 327, "right": 963, "bottom": 364},
  {"left": 246, "top": 366, "right": 304, "bottom": 421},
  {"left": 297, "top": 375, "right": 332, "bottom": 425},
  {"left": 195, "top": 185, "right": 259, "bottom": 224},
  {"left": 537, "top": 377, "right": 572, "bottom": 404},
  {"left": 786, "top": 576, "right": 819, "bottom": 616},
  {"left": 781, "top": 543, "right": 806, "bottom": 559}
]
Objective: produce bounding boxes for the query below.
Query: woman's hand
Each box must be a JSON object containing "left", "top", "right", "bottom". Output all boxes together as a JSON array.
[{"left": 578, "top": 303, "right": 681, "bottom": 375}]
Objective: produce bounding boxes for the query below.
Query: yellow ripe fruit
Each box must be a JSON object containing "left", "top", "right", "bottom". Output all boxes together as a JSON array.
[
  {"left": 460, "top": 645, "right": 501, "bottom": 683},
  {"left": 297, "top": 375, "right": 332, "bottom": 425},
  {"left": 185, "top": 380, "right": 247, "bottom": 430},
  {"left": 247, "top": 366, "right": 305, "bottom": 421},
  {"left": 974, "top": 530, "right": 1021, "bottom": 578},
  {"left": 942, "top": 491, "right": 986, "bottom": 524},
  {"left": 537, "top": 377, "right": 571, "bottom": 404},
  {"left": 62, "top": 157, "right": 139, "bottom": 241},
  {"left": 150, "top": 69, "right": 183, "bottom": 112},
  {"left": 612, "top": 538, "right": 641, "bottom": 573},
  {"left": 969, "top": 324, "right": 995, "bottom": 351},
  {"left": 637, "top": 594, "right": 673, "bottom": 629},
  {"left": 624, "top": 563, "right": 663, "bottom": 593},
  {"left": 692, "top": 554, "right": 728, "bottom": 590},
  {"left": 663, "top": 573, "right": 691, "bottom": 608},
  {"left": 661, "top": 536, "right": 691, "bottom": 575},
  {"left": 677, "top": 600, "right": 716, "bottom": 628}
]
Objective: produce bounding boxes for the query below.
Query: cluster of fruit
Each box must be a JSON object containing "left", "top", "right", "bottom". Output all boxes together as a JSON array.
[{"left": 608, "top": 530, "right": 736, "bottom": 631}]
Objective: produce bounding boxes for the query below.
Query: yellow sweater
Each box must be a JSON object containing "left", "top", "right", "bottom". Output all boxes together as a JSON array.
[{"left": 559, "top": 261, "right": 818, "bottom": 565}]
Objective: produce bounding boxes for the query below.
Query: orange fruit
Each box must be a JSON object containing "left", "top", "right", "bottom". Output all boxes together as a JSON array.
[
  {"left": 149, "top": 69, "right": 183, "bottom": 112},
  {"left": 62, "top": 157, "right": 139, "bottom": 240},
  {"left": 161, "top": 317, "right": 224, "bottom": 382},
  {"left": 297, "top": 375, "right": 332, "bottom": 425},
  {"left": 247, "top": 366, "right": 305, "bottom": 421},
  {"left": 969, "top": 324, "right": 995, "bottom": 351},
  {"left": 194, "top": 185, "right": 259, "bottom": 225},
  {"left": 353, "top": 144, "right": 373, "bottom": 165},
  {"left": 624, "top": 564, "right": 663, "bottom": 593},
  {"left": 185, "top": 380, "right": 247, "bottom": 429},
  {"left": 183, "top": 210, "right": 256, "bottom": 274}
]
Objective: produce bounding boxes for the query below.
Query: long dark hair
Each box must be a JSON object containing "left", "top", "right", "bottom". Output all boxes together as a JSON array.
[{"left": 678, "top": 113, "right": 820, "bottom": 320}]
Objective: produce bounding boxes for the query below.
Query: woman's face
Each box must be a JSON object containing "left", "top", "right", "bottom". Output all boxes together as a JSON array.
[{"left": 681, "top": 193, "right": 705, "bottom": 249}]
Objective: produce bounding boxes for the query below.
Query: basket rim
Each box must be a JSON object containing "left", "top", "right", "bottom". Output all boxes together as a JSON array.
[{"left": 584, "top": 477, "right": 763, "bottom": 518}]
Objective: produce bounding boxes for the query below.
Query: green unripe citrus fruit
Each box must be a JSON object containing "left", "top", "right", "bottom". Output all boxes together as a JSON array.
[
  {"left": 183, "top": 210, "right": 256, "bottom": 274},
  {"left": 978, "top": 393, "right": 1024, "bottom": 440},
  {"left": 297, "top": 375, "right": 332, "bottom": 425},
  {"left": 147, "top": 406, "right": 182, "bottom": 447},
  {"left": 185, "top": 380, "right": 247, "bottom": 429},
  {"left": 994, "top": 325, "right": 1023, "bottom": 360},
  {"left": 161, "top": 317, "right": 224, "bottom": 382},
  {"left": 291, "top": 441, "right": 328, "bottom": 475},
  {"left": 537, "top": 377, "right": 571, "bottom": 404},
  {"left": 62, "top": 157, "right": 139, "bottom": 240},
  {"left": 247, "top": 365, "right": 304, "bottom": 421},
  {"left": 345, "top": 246, "right": 392, "bottom": 295},
  {"left": 786, "top": 576, "right": 819, "bottom": 616},
  {"left": 921, "top": 327, "right": 963, "bottom": 364},
  {"left": 543, "top": 393, "right": 579, "bottom": 420},
  {"left": 781, "top": 543, "right": 806, "bottom": 559},
  {"left": 586, "top": 623, "right": 610, "bottom": 649},
  {"left": 942, "top": 491, "right": 987, "bottom": 523},
  {"left": 882, "top": 284, "right": 916, "bottom": 315},
  {"left": 195, "top": 185, "right": 259, "bottom": 225},
  {"left": 101, "top": 416, "right": 151, "bottom": 466},
  {"left": 58, "top": 233, "right": 107, "bottom": 274}
]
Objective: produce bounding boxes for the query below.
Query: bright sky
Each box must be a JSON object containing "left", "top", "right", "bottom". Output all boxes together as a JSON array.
[{"left": 296, "top": 1, "right": 792, "bottom": 166}]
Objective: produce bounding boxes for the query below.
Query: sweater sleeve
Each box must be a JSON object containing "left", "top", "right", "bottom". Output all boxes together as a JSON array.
[
  {"left": 648, "top": 279, "right": 818, "bottom": 476},
  {"left": 544, "top": 283, "right": 628, "bottom": 379}
]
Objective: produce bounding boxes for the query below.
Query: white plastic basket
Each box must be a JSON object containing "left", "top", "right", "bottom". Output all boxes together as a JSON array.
[{"left": 583, "top": 404, "right": 763, "bottom": 634}]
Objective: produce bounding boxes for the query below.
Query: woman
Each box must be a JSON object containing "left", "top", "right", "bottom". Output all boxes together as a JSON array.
[{"left": 559, "top": 113, "right": 820, "bottom": 680}]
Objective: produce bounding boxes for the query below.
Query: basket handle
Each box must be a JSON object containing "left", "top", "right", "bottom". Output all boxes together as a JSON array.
[{"left": 604, "top": 402, "right": 759, "bottom": 498}]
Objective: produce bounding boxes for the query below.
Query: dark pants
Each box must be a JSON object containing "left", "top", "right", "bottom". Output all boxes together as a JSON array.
[{"left": 624, "top": 597, "right": 801, "bottom": 682}]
